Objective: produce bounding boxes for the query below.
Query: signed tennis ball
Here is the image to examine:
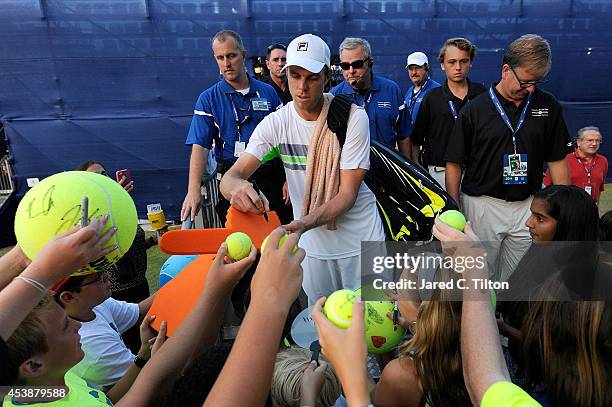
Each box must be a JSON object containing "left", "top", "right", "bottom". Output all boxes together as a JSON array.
[
  {"left": 14, "top": 171, "right": 137, "bottom": 275},
  {"left": 439, "top": 210, "right": 467, "bottom": 232},
  {"left": 325, "top": 288, "right": 406, "bottom": 353},
  {"left": 363, "top": 300, "right": 406, "bottom": 354},
  {"left": 323, "top": 289, "right": 357, "bottom": 329},
  {"left": 225, "top": 232, "right": 252, "bottom": 261},
  {"left": 260, "top": 234, "right": 298, "bottom": 254}
]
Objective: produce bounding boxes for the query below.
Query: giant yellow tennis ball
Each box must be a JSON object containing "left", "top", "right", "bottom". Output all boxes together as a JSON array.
[
  {"left": 323, "top": 289, "right": 358, "bottom": 329},
  {"left": 225, "top": 232, "right": 252, "bottom": 261},
  {"left": 14, "top": 171, "right": 137, "bottom": 275},
  {"left": 260, "top": 233, "right": 298, "bottom": 254},
  {"left": 439, "top": 210, "right": 467, "bottom": 232},
  {"left": 363, "top": 300, "right": 406, "bottom": 354}
]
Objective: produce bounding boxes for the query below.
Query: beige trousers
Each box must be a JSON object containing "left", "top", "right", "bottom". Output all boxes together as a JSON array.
[{"left": 460, "top": 193, "right": 533, "bottom": 282}]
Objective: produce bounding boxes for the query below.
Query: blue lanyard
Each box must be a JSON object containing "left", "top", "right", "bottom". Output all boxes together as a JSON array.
[
  {"left": 448, "top": 87, "right": 476, "bottom": 120},
  {"left": 408, "top": 78, "right": 429, "bottom": 114},
  {"left": 229, "top": 91, "right": 259, "bottom": 140},
  {"left": 448, "top": 100, "right": 458, "bottom": 120},
  {"left": 488, "top": 86, "right": 532, "bottom": 154}
]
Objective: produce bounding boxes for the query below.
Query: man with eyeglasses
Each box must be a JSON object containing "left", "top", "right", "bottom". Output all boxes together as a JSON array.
[
  {"left": 409, "top": 38, "right": 485, "bottom": 187},
  {"left": 445, "top": 34, "right": 572, "bottom": 281},
  {"left": 544, "top": 126, "right": 608, "bottom": 203},
  {"left": 330, "top": 37, "right": 411, "bottom": 158},
  {"left": 261, "top": 43, "right": 292, "bottom": 105},
  {"left": 182, "top": 30, "right": 288, "bottom": 225}
]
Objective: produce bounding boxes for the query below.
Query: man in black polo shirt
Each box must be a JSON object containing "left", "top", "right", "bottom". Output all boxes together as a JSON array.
[
  {"left": 445, "top": 34, "right": 571, "bottom": 281},
  {"left": 410, "top": 37, "right": 485, "bottom": 188},
  {"left": 261, "top": 43, "right": 292, "bottom": 105}
]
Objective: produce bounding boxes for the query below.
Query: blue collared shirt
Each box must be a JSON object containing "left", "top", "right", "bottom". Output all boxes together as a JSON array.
[
  {"left": 330, "top": 74, "right": 410, "bottom": 149},
  {"left": 185, "top": 75, "right": 282, "bottom": 162},
  {"left": 404, "top": 77, "right": 441, "bottom": 133}
]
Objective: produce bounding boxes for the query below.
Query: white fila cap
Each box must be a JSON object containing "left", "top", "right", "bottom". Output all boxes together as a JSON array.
[{"left": 283, "top": 33, "right": 331, "bottom": 73}]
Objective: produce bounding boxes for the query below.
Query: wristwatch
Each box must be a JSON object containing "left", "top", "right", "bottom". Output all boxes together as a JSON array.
[{"left": 134, "top": 355, "right": 148, "bottom": 369}]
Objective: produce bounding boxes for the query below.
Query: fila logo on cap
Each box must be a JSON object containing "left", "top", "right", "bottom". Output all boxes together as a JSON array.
[{"left": 297, "top": 42, "right": 308, "bottom": 51}]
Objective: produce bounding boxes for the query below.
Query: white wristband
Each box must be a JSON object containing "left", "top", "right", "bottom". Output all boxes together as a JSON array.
[{"left": 14, "top": 276, "right": 48, "bottom": 294}]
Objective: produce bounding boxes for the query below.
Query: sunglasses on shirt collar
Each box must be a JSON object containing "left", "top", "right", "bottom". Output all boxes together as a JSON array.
[{"left": 339, "top": 58, "right": 371, "bottom": 70}]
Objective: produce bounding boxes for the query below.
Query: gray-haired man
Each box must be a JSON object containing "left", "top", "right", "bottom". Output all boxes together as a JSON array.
[
  {"left": 330, "top": 37, "right": 411, "bottom": 158},
  {"left": 544, "top": 126, "right": 608, "bottom": 203}
]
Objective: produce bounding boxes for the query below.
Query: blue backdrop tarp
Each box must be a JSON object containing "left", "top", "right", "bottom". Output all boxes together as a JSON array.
[
  {"left": 1, "top": 0, "right": 611, "bottom": 219},
  {"left": 2, "top": 116, "right": 191, "bottom": 219}
]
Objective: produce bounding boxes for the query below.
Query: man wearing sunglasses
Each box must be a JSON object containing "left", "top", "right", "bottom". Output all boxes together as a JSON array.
[
  {"left": 53, "top": 270, "right": 157, "bottom": 398},
  {"left": 330, "top": 37, "right": 411, "bottom": 158},
  {"left": 445, "top": 34, "right": 571, "bottom": 282},
  {"left": 183, "top": 30, "right": 287, "bottom": 225},
  {"left": 261, "top": 43, "right": 292, "bottom": 105}
]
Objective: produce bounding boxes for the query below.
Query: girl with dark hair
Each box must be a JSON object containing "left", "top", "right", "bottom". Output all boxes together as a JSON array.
[
  {"left": 497, "top": 185, "right": 603, "bottom": 401},
  {"left": 499, "top": 185, "right": 599, "bottom": 305},
  {"left": 431, "top": 208, "right": 610, "bottom": 406},
  {"left": 528, "top": 185, "right": 599, "bottom": 242},
  {"left": 521, "top": 300, "right": 612, "bottom": 407}
]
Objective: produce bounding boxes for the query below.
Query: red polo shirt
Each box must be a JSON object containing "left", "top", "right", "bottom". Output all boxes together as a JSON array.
[{"left": 543, "top": 151, "right": 608, "bottom": 202}]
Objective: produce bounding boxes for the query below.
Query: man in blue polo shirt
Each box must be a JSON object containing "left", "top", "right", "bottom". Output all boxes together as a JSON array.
[
  {"left": 182, "top": 30, "right": 290, "bottom": 224},
  {"left": 403, "top": 51, "right": 441, "bottom": 158},
  {"left": 330, "top": 37, "right": 411, "bottom": 158}
]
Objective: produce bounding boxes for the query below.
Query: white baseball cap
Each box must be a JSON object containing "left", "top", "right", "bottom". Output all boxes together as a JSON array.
[
  {"left": 405, "top": 52, "right": 429, "bottom": 68},
  {"left": 283, "top": 33, "right": 331, "bottom": 73}
]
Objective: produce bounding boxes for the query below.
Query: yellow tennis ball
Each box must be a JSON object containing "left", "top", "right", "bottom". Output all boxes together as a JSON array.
[
  {"left": 363, "top": 300, "right": 406, "bottom": 354},
  {"left": 324, "top": 289, "right": 358, "bottom": 329},
  {"left": 352, "top": 288, "right": 406, "bottom": 354},
  {"left": 225, "top": 232, "right": 252, "bottom": 261},
  {"left": 260, "top": 234, "right": 298, "bottom": 254},
  {"left": 439, "top": 209, "right": 467, "bottom": 232},
  {"left": 14, "top": 171, "right": 137, "bottom": 275}
]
